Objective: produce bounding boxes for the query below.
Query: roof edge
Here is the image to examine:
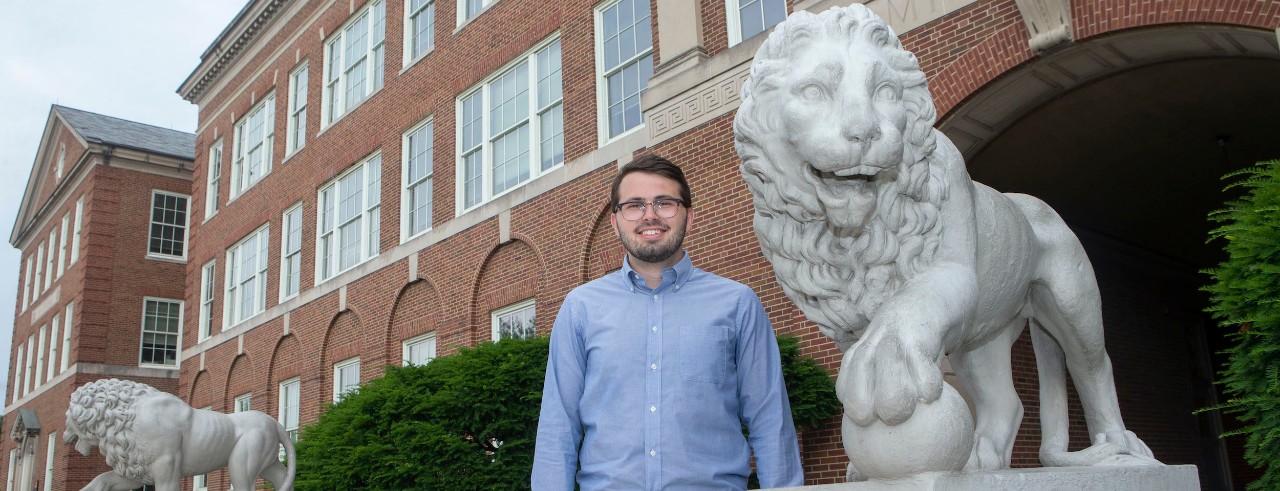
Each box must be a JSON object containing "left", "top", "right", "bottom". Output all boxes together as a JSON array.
[{"left": 178, "top": 0, "right": 289, "bottom": 103}]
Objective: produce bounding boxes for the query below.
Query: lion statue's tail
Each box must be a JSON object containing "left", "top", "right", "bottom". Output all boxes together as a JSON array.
[{"left": 278, "top": 423, "right": 297, "bottom": 491}]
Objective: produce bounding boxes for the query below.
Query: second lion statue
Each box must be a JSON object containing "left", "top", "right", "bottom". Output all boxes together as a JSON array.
[
  {"left": 734, "top": 4, "right": 1160, "bottom": 479},
  {"left": 65, "top": 379, "right": 296, "bottom": 491}
]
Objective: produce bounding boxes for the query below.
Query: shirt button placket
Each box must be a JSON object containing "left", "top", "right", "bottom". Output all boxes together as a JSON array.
[{"left": 644, "top": 291, "right": 663, "bottom": 490}]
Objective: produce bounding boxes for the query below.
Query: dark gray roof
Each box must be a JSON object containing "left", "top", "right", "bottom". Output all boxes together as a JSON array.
[{"left": 54, "top": 105, "right": 195, "bottom": 160}]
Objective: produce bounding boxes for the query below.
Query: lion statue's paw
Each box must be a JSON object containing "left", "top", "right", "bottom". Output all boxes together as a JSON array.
[{"left": 838, "top": 331, "right": 944, "bottom": 426}]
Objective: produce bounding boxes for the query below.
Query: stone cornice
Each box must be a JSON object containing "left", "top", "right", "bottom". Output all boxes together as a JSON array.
[{"left": 178, "top": 0, "right": 289, "bottom": 103}]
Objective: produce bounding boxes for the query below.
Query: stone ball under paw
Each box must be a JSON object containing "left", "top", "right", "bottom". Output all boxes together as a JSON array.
[{"left": 843, "top": 383, "right": 975, "bottom": 479}]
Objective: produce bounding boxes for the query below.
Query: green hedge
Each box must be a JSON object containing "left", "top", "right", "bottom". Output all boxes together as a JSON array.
[{"left": 1203, "top": 159, "right": 1280, "bottom": 490}]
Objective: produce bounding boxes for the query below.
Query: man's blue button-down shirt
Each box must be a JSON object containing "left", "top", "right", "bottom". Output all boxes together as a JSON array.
[{"left": 532, "top": 253, "right": 803, "bottom": 490}]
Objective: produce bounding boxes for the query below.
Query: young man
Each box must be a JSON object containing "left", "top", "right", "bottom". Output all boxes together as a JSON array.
[{"left": 532, "top": 155, "right": 803, "bottom": 490}]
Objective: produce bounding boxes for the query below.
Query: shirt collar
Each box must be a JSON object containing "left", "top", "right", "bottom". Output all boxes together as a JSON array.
[{"left": 619, "top": 251, "right": 695, "bottom": 293}]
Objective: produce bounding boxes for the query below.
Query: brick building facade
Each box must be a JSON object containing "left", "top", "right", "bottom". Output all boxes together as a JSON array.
[
  {"left": 6, "top": 0, "right": 1277, "bottom": 489},
  {"left": 3, "top": 106, "right": 193, "bottom": 491}
]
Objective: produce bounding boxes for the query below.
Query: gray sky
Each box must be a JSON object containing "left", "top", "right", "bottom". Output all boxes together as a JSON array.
[{"left": 0, "top": 1, "right": 248, "bottom": 404}]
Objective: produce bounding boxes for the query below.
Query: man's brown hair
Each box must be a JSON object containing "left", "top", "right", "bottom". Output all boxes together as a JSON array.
[{"left": 609, "top": 154, "right": 693, "bottom": 210}]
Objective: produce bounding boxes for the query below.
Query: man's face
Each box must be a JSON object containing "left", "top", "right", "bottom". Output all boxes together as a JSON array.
[{"left": 611, "top": 172, "right": 693, "bottom": 268}]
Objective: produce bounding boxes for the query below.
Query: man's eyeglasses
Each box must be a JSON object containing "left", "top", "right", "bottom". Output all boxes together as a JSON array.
[{"left": 614, "top": 199, "right": 685, "bottom": 221}]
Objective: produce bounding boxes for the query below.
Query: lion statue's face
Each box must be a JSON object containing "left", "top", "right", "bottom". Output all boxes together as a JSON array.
[{"left": 735, "top": 5, "right": 943, "bottom": 347}]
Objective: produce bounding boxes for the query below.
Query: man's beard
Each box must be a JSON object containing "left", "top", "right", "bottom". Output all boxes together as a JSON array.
[{"left": 619, "top": 221, "right": 687, "bottom": 264}]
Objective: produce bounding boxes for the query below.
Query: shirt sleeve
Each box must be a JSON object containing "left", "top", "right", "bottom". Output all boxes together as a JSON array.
[
  {"left": 735, "top": 288, "right": 805, "bottom": 488},
  {"left": 531, "top": 297, "right": 587, "bottom": 491}
]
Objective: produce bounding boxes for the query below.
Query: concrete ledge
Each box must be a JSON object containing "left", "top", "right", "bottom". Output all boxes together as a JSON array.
[{"left": 769, "top": 465, "right": 1200, "bottom": 491}]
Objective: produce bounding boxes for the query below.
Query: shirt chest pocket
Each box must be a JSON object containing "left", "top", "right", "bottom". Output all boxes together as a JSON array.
[{"left": 677, "top": 325, "right": 731, "bottom": 384}]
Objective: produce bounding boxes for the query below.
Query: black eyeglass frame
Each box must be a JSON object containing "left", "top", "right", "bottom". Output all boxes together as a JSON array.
[{"left": 613, "top": 198, "right": 687, "bottom": 221}]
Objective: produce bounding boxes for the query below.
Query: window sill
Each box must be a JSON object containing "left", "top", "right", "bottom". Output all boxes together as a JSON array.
[
  {"left": 453, "top": 0, "right": 502, "bottom": 34},
  {"left": 146, "top": 254, "right": 188, "bottom": 264},
  {"left": 400, "top": 48, "right": 435, "bottom": 75},
  {"left": 319, "top": 87, "right": 384, "bottom": 137},
  {"left": 138, "top": 364, "right": 180, "bottom": 370},
  {"left": 455, "top": 161, "right": 565, "bottom": 217}
]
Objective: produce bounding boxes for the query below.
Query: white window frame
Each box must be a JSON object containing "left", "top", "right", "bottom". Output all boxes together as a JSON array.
[
  {"left": 34, "top": 241, "right": 44, "bottom": 299},
  {"left": 594, "top": 0, "right": 654, "bottom": 144},
  {"left": 279, "top": 377, "right": 301, "bottom": 442},
  {"left": 491, "top": 298, "right": 535, "bottom": 340},
  {"left": 316, "top": 153, "right": 381, "bottom": 282},
  {"left": 44, "top": 233, "right": 56, "bottom": 290},
  {"left": 70, "top": 195, "right": 83, "bottom": 264},
  {"left": 56, "top": 144, "right": 66, "bottom": 180},
  {"left": 456, "top": 0, "right": 499, "bottom": 25},
  {"left": 725, "top": 0, "right": 787, "bottom": 46},
  {"left": 287, "top": 63, "right": 309, "bottom": 155},
  {"left": 148, "top": 190, "right": 191, "bottom": 260},
  {"left": 322, "top": 0, "right": 386, "bottom": 127},
  {"left": 48, "top": 314, "right": 59, "bottom": 381},
  {"left": 194, "top": 473, "right": 208, "bottom": 491},
  {"left": 139, "top": 297, "right": 183, "bottom": 368},
  {"left": 60, "top": 301, "right": 74, "bottom": 372},
  {"left": 34, "top": 325, "right": 45, "bottom": 388},
  {"left": 225, "top": 225, "right": 270, "bottom": 327},
  {"left": 402, "top": 118, "right": 434, "bottom": 241},
  {"left": 404, "top": 0, "right": 436, "bottom": 65},
  {"left": 454, "top": 35, "right": 564, "bottom": 214},
  {"left": 23, "top": 336, "right": 34, "bottom": 396},
  {"left": 403, "top": 332, "right": 437, "bottom": 366},
  {"left": 199, "top": 260, "right": 216, "bottom": 341},
  {"left": 22, "top": 255, "right": 32, "bottom": 311},
  {"left": 231, "top": 93, "right": 276, "bottom": 200},
  {"left": 206, "top": 139, "right": 223, "bottom": 220},
  {"left": 234, "top": 393, "right": 252, "bottom": 413},
  {"left": 42, "top": 432, "right": 55, "bottom": 491},
  {"left": 12, "top": 342, "right": 23, "bottom": 403},
  {"left": 280, "top": 204, "right": 304, "bottom": 301},
  {"left": 57, "top": 212, "right": 69, "bottom": 278},
  {"left": 333, "top": 357, "right": 361, "bottom": 402}
]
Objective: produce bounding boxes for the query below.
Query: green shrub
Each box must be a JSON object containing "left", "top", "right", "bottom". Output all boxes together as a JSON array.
[
  {"left": 1203, "top": 159, "right": 1280, "bottom": 490},
  {"left": 294, "top": 336, "right": 549, "bottom": 491}
]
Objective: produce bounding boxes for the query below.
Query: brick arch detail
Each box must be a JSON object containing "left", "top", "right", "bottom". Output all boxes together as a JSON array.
[
  {"left": 582, "top": 202, "right": 624, "bottom": 282},
  {"left": 320, "top": 309, "right": 366, "bottom": 370},
  {"left": 386, "top": 274, "right": 444, "bottom": 364},
  {"left": 467, "top": 236, "right": 548, "bottom": 342},
  {"left": 267, "top": 334, "right": 304, "bottom": 409},
  {"left": 930, "top": 0, "right": 1280, "bottom": 118},
  {"left": 224, "top": 353, "right": 259, "bottom": 411},
  {"left": 188, "top": 370, "right": 217, "bottom": 409}
]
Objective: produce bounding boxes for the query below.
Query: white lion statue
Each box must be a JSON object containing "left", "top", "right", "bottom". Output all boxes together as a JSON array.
[
  {"left": 734, "top": 4, "right": 1160, "bottom": 479},
  {"left": 65, "top": 379, "right": 296, "bottom": 491}
]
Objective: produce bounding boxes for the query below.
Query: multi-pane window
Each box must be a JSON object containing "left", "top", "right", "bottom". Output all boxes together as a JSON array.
[
  {"left": 596, "top": 0, "right": 653, "bottom": 139},
  {"left": 225, "top": 226, "right": 270, "bottom": 326},
  {"left": 457, "top": 37, "right": 563, "bottom": 211},
  {"left": 22, "top": 255, "right": 31, "bottom": 310},
  {"left": 34, "top": 240, "right": 45, "bottom": 299},
  {"left": 199, "top": 260, "right": 216, "bottom": 341},
  {"left": 23, "top": 337, "right": 33, "bottom": 395},
  {"left": 232, "top": 95, "right": 275, "bottom": 199},
  {"left": 149, "top": 191, "right": 190, "bottom": 259},
  {"left": 71, "top": 195, "right": 83, "bottom": 264},
  {"left": 235, "top": 393, "right": 252, "bottom": 413},
  {"left": 317, "top": 154, "right": 381, "bottom": 281},
  {"left": 280, "top": 378, "right": 300, "bottom": 442},
  {"left": 207, "top": 140, "right": 223, "bottom": 219},
  {"left": 140, "top": 298, "right": 182, "bottom": 367},
  {"left": 34, "top": 326, "right": 45, "bottom": 389},
  {"left": 334, "top": 357, "right": 361, "bottom": 401},
  {"left": 458, "top": 0, "right": 498, "bottom": 24},
  {"left": 48, "top": 315, "right": 59, "bottom": 381},
  {"left": 56, "top": 144, "right": 66, "bottom": 180},
  {"left": 403, "top": 333, "right": 437, "bottom": 366},
  {"left": 406, "top": 0, "right": 435, "bottom": 62},
  {"left": 44, "top": 233, "right": 56, "bottom": 290},
  {"left": 43, "top": 432, "right": 55, "bottom": 491},
  {"left": 13, "top": 343, "right": 24, "bottom": 402},
  {"left": 403, "top": 119, "right": 434, "bottom": 239},
  {"left": 61, "top": 302, "right": 73, "bottom": 372},
  {"left": 195, "top": 474, "right": 208, "bottom": 491},
  {"left": 324, "top": 0, "right": 385, "bottom": 125},
  {"left": 281, "top": 205, "right": 304, "bottom": 299},
  {"left": 288, "top": 64, "right": 308, "bottom": 154},
  {"left": 492, "top": 299, "right": 535, "bottom": 340},
  {"left": 729, "top": 0, "right": 786, "bottom": 45},
  {"left": 57, "top": 212, "right": 69, "bottom": 277}
]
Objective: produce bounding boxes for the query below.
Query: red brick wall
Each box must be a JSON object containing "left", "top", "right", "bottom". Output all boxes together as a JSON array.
[{"left": 172, "top": 0, "right": 1274, "bottom": 488}]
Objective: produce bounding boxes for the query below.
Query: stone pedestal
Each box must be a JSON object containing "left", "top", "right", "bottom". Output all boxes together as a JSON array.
[{"left": 769, "top": 465, "right": 1201, "bottom": 491}]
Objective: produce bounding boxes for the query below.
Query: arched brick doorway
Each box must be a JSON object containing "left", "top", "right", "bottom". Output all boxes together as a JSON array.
[{"left": 938, "top": 25, "right": 1280, "bottom": 490}]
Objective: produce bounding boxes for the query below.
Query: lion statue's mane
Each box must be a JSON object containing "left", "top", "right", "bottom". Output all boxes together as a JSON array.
[
  {"left": 65, "top": 379, "right": 160, "bottom": 482},
  {"left": 735, "top": 6, "right": 946, "bottom": 349}
]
